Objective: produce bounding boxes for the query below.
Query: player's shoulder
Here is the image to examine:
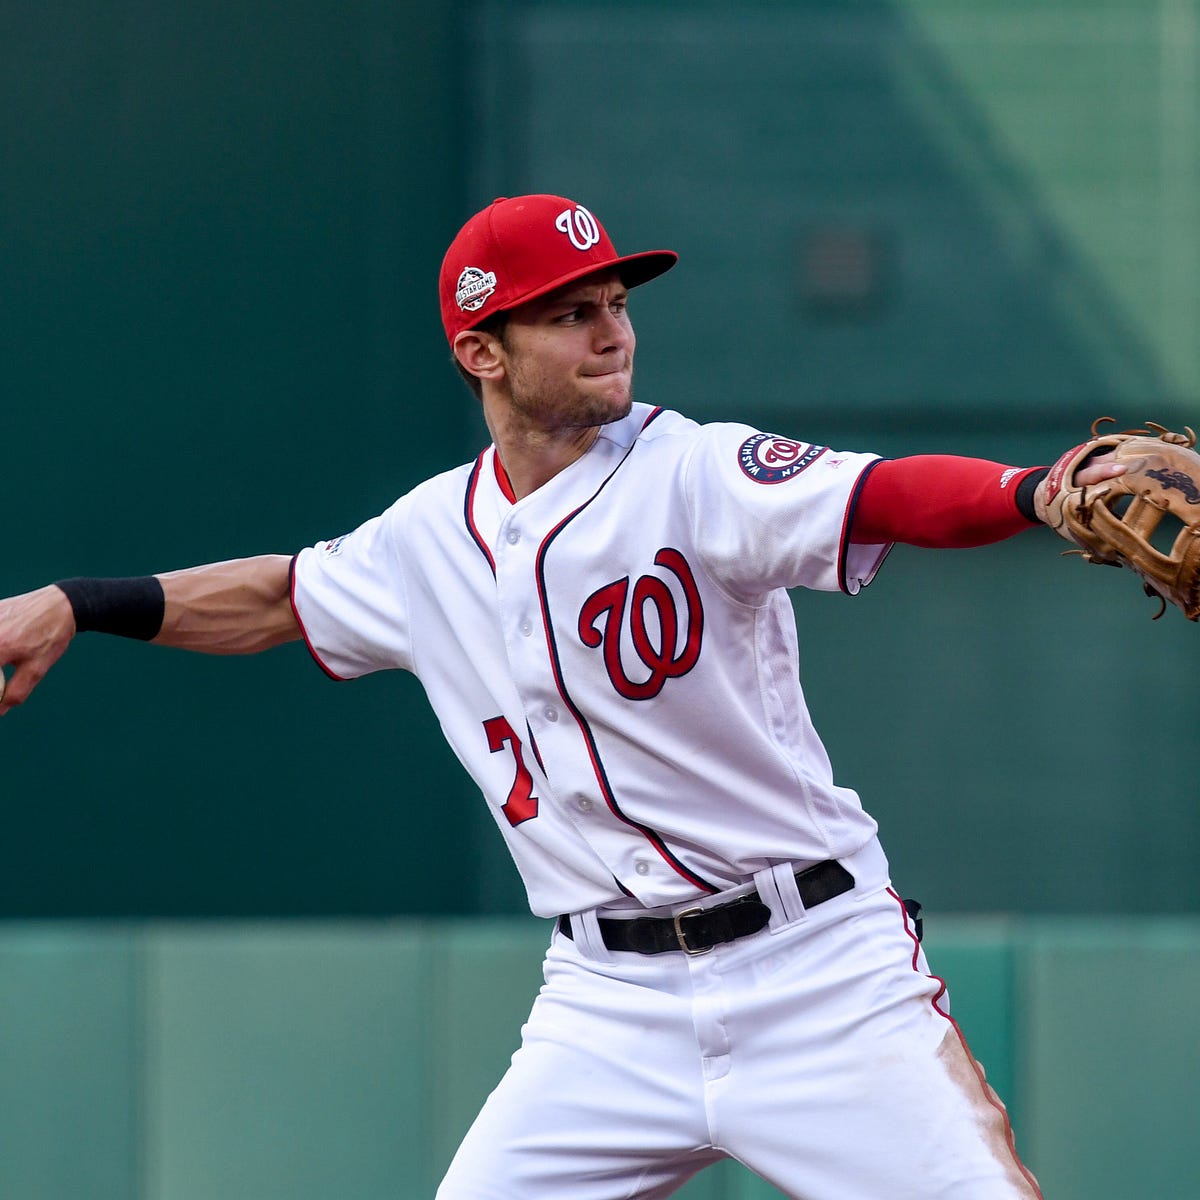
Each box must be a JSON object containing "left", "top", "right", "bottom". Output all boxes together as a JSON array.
[
  {"left": 398, "top": 456, "right": 478, "bottom": 503},
  {"left": 616, "top": 405, "right": 810, "bottom": 451},
  {"left": 634, "top": 412, "right": 881, "bottom": 496},
  {"left": 347, "top": 458, "right": 478, "bottom": 539},
  {"left": 597, "top": 404, "right": 711, "bottom": 461},
  {"left": 617, "top": 406, "right": 822, "bottom": 471},
  {"left": 412, "top": 457, "right": 478, "bottom": 499},
  {"left": 604, "top": 406, "right": 827, "bottom": 482}
]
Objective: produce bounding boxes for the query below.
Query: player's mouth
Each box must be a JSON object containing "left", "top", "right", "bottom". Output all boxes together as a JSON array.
[{"left": 581, "top": 361, "right": 630, "bottom": 380}]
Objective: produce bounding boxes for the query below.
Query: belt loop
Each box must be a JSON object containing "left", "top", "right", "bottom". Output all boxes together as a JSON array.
[
  {"left": 753, "top": 862, "right": 807, "bottom": 931},
  {"left": 565, "top": 908, "right": 615, "bottom": 964}
]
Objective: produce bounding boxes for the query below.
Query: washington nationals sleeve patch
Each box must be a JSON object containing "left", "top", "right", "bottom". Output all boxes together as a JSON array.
[{"left": 738, "top": 433, "right": 827, "bottom": 483}]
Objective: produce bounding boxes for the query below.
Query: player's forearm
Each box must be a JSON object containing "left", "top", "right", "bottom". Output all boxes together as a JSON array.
[
  {"left": 55, "top": 555, "right": 300, "bottom": 654},
  {"left": 154, "top": 555, "right": 300, "bottom": 654},
  {"left": 1, "top": 555, "right": 300, "bottom": 714},
  {"left": 849, "top": 456, "right": 1044, "bottom": 548}
]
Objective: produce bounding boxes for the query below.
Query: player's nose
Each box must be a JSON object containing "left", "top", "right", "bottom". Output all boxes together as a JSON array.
[{"left": 592, "top": 307, "right": 633, "bottom": 354}]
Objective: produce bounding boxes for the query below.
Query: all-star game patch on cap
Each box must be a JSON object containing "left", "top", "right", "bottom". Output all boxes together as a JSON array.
[{"left": 439, "top": 194, "right": 678, "bottom": 344}]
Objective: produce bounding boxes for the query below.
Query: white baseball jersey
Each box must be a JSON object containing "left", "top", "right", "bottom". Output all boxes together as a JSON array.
[{"left": 291, "top": 404, "right": 890, "bottom": 919}]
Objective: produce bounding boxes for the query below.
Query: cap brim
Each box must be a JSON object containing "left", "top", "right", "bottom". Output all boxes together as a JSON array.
[
  {"left": 613, "top": 249, "right": 678, "bottom": 290},
  {"left": 478, "top": 249, "right": 678, "bottom": 327}
]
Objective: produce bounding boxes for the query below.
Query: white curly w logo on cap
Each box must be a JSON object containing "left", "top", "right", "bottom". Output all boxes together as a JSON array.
[{"left": 555, "top": 205, "right": 601, "bottom": 251}]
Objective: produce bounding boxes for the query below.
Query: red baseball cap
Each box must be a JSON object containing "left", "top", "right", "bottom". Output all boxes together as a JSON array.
[{"left": 439, "top": 194, "right": 678, "bottom": 343}]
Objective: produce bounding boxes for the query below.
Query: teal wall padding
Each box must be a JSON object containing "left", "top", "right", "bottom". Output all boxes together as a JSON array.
[
  {"left": 1020, "top": 920, "right": 1200, "bottom": 1200},
  {"left": 140, "top": 925, "right": 437, "bottom": 1197},
  {"left": 0, "top": 928, "right": 138, "bottom": 1198},
  {"left": 2, "top": 917, "right": 1196, "bottom": 1199}
]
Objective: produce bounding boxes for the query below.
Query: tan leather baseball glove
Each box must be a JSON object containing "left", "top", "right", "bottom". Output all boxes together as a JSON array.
[{"left": 1036, "top": 419, "right": 1200, "bottom": 620}]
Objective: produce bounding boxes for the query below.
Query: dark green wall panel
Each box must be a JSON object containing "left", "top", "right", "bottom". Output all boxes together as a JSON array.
[
  {"left": 795, "top": 531, "right": 1200, "bottom": 914},
  {"left": 463, "top": 0, "right": 1200, "bottom": 916},
  {"left": 1, "top": 2, "right": 485, "bottom": 917},
  {"left": 4, "top": 1, "right": 1200, "bottom": 917},
  {"left": 465, "top": 0, "right": 1195, "bottom": 427}
]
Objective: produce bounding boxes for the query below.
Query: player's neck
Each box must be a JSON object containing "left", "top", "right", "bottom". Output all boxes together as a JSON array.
[
  {"left": 481, "top": 397, "right": 603, "bottom": 500},
  {"left": 489, "top": 425, "right": 601, "bottom": 500}
]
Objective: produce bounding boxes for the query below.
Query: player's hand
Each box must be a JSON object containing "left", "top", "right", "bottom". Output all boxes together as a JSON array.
[
  {"left": 1034, "top": 450, "right": 1126, "bottom": 523},
  {"left": 0, "top": 585, "right": 76, "bottom": 715},
  {"left": 1072, "top": 451, "right": 1126, "bottom": 488}
]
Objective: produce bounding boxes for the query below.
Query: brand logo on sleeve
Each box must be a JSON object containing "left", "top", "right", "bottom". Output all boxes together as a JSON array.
[
  {"left": 322, "top": 534, "right": 349, "bottom": 556},
  {"left": 737, "top": 433, "right": 827, "bottom": 483},
  {"left": 578, "top": 548, "right": 703, "bottom": 701}
]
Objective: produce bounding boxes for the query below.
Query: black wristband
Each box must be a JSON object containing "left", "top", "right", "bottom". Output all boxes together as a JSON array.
[
  {"left": 1015, "top": 468, "right": 1049, "bottom": 524},
  {"left": 55, "top": 576, "right": 166, "bottom": 641}
]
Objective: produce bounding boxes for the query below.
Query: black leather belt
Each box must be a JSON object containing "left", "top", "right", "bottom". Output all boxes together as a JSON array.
[{"left": 557, "top": 859, "right": 855, "bottom": 956}]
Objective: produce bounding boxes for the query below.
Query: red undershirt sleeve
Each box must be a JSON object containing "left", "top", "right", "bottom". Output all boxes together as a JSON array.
[{"left": 849, "top": 456, "right": 1044, "bottom": 548}]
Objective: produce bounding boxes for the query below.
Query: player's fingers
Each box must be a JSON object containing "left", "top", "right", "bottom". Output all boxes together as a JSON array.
[
  {"left": 0, "top": 585, "right": 76, "bottom": 714},
  {"left": 0, "top": 660, "right": 46, "bottom": 715},
  {"left": 1074, "top": 452, "right": 1126, "bottom": 487},
  {"left": 1034, "top": 451, "right": 1127, "bottom": 525}
]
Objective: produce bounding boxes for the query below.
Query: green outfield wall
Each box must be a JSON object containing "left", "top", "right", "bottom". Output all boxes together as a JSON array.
[
  {"left": 1, "top": 916, "right": 1197, "bottom": 1200},
  {"left": 3, "top": 0, "right": 1199, "bottom": 920}
]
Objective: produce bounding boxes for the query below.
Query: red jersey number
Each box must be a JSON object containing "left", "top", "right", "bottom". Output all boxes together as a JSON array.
[{"left": 483, "top": 716, "right": 540, "bottom": 826}]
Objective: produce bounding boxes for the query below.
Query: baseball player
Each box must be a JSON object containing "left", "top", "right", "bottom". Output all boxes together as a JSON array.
[{"left": 0, "top": 194, "right": 1125, "bottom": 1199}]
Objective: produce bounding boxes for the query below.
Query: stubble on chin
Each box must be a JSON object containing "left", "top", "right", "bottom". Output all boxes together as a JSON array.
[
  {"left": 595, "top": 388, "right": 634, "bottom": 427},
  {"left": 580, "top": 366, "right": 636, "bottom": 427},
  {"left": 510, "top": 372, "right": 634, "bottom": 432}
]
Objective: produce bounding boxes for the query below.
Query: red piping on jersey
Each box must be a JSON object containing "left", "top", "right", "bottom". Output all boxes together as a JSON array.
[
  {"left": 476, "top": 411, "right": 660, "bottom": 533},
  {"left": 533, "top": 421, "right": 718, "bottom": 897},
  {"left": 493, "top": 452, "right": 517, "bottom": 503},
  {"left": 464, "top": 451, "right": 497, "bottom": 577},
  {"left": 461, "top": 404, "right": 711, "bottom": 894},
  {"left": 288, "top": 554, "right": 349, "bottom": 682},
  {"left": 888, "top": 889, "right": 1044, "bottom": 1199}
]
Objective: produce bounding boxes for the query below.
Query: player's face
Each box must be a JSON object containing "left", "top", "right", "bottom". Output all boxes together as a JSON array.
[{"left": 497, "top": 271, "right": 636, "bottom": 432}]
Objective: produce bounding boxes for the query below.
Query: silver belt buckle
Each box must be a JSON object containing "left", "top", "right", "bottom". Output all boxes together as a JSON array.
[{"left": 672, "top": 907, "right": 712, "bottom": 955}]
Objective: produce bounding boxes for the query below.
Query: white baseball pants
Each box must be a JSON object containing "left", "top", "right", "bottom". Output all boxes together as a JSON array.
[{"left": 436, "top": 851, "right": 1040, "bottom": 1200}]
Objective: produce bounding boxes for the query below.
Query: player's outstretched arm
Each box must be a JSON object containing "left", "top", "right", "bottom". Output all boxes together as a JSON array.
[
  {"left": 155, "top": 555, "right": 300, "bottom": 654},
  {"left": 0, "top": 554, "right": 300, "bottom": 715},
  {"left": 849, "top": 453, "right": 1125, "bottom": 548}
]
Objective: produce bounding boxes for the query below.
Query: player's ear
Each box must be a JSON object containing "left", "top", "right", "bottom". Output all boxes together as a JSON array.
[{"left": 453, "top": 329, "right": 506, "bottom": 386}]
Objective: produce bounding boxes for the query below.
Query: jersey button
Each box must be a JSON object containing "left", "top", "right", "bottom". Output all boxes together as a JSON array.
[
  {"left": 506, "top": 528, "right": 521, "bottom": 545},
  {"left": 634, "top": 861, "right": 650, "bottom": 876},
  {"left": 520, "top": 620, "right": 533, "bottom": 637},
  {"left": 543, "top": 706, "right": 559, "bottom": 722},
  {"left": 576, "top": 797, "right": 592, "bottom": 813}
]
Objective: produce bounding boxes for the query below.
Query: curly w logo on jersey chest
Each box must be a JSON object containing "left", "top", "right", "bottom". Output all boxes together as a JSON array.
[{"left": 577, "top": 548, "right": 704, "bottom": 700}]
